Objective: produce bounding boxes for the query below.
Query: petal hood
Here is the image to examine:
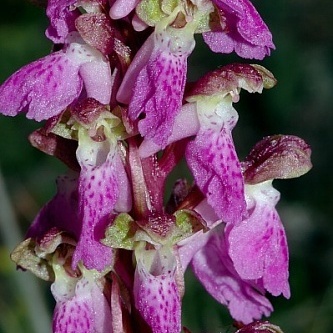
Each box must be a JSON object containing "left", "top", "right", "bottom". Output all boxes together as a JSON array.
[{"left": 203, "top": 0, "right": 275, "bottom": 59}]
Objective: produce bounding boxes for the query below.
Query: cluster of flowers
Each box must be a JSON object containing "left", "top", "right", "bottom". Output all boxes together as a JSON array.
[{"left": 0, "top": 0, "right": 312, "bottom": 332}]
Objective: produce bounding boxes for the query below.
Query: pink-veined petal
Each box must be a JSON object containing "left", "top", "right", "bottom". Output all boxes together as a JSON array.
[
  {"left": 204, "top": 0, "right": 275, "bottom": 59},
  {"left": 186, "top": 127, "right": 246, "bottom": 224},
  {"left": 118, "top": 25, "right": 195, "bottom": 148},
  {"left": 134, "top": 248, "right": 181, "bottom": 333},
  {"left": 52, "top": 276, "right": 112, "bottom": 333},
  {"left": 227, "top": 182, "right": 290, "bottom": 298},
  {"left": 73, "top": 136, "right": 121, "bottom": 271},
  {"left": 26, "top": 174, "right": 80, "bottom": 240},
  {"left": 46, "top": 0, "right": 80, "bottom": 43},
  {"left": 191, "top": 228, "right": 273, "bottom": 324},
  {"left": 109, "top": 0, "right": 140, "bottom": 19},
  {"left": 0, "top": 52, "right": 82, "bottom": 121}
]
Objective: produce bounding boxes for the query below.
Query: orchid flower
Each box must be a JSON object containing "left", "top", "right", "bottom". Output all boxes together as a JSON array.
[
  {"left": 116, "top": 2, "right": 214, "bottom": 148},
  {"left": 72, "top": 108, "right": 131, "bottom": 271},
  {"left": 0, "top": 32, "right": 112, "bottom": 121},
  {"left": 52, "top": 262, "right": 112, "bottom": 333},
  {"left": 226, "top": 135, "right": 312, "bottom": 297},
  {"left": 0, "top": 24, "right": 129, "bottom": 272},
  {"left": 11, "top": 229, "right": 114, "bottom": 333},
  {"left": 115, "top": 0, "right": 274, "bottom": 150},
  {"left": 191, "top": 224, "right": 274, "bottom": 324},
  {"left": 184, "top": 65, "right": 277, "bottom": 224},
  {"left": 102, "top": 208, "right": 206, "bottom": 333},
  {"left": 7, "top": 0, "right": 131, "bottom": 272},
  {"left": 25, "top": 98, "right": 132, "bottom": 272},
  {"left": 140, "top": 64, "right": 276, "bottom": 224}
]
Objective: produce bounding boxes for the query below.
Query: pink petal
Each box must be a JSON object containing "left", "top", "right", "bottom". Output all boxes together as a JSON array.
[
  {"left": 186, "top": 127, "right": 246, "bottom": 224},
  {"left": 73, "top": 139, "right": 128, "bottom": 271},
  {"left": 191, "top": 229, "right": 273, "bottom": 324},
  {"left": 109, "top": 0, "right": 140, "bottom": 19},
  {"left": 118, "top": 28, "right": 194, "bottom": 147},
  {"left": 116, "top": 33, "right": 154, "bottom": 104},
  {"left": 204, "top": 0, "right": 275, "bottom": 59},
  {"left": 52, "top": 277, "right": 112, "bottom": 333},
  {"left": 79, "top": 59, "right": 112, "bottom": 104},
  {"left": 53, "top": 298, "right": 93, "bottom": 333},
  {"left": 26, "top": 174, "right": 80, "bottom": 240},
  {"left": 227, "top": 183, "right": 290, "bottom": 298},
  {"left": 134, "top": 249, "right": 181, "bottom": 333},
  {"left": 129, "top": 55, "right": 187, "bottom": 146},
  {"left": 46, "top": 0, "right": 80, "bottom": 43},
  {"left": 0, "top": 52, "right": 82, "bottom": 121},
  {"left": 139, "top": 102, "right": 199, "bottom": 158}
]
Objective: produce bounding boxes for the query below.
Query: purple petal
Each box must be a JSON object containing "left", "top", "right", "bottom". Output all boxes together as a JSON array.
[
  {"left": 129, "top": 51, "right": 187, "bottom": 146},
  {"left": 109, "top": 0, "right": 140, "bottom": 19},
  {"left": 0, "top": 52, "right": 82, "bottom": 121},
  {"left": 191, "top": 229, "right": 273, "bottom": 324},
  {"left": 26, "top": 174, "right": 80, "bottom": 240},
  {"left": 204, "top": 0, "right": 275, "bottom": 59},
  {"left": 46, "top": 0, "right": 80, "bottom": 43},
  {"left": 186, "top": 127, "right": 246, "bottom": 224},
  {"left": 52, "top": 276, "right": 112, "bottom": 333},
  {"left": 72, "top": 163, "right": 116, "bottom": 271},
  {"left": 139, "top": 102, "right": 199, "bottom": 158},
  {"left": 116, "top": 33, "right": 155, "bottom": 104},
  {"left": 119, "top": 28, "right": 194, "bottom": 147},
  {"left": 134, "top": 248, "right": 181, "bottom": 333},
  {"left": 79, "top": 58, "right": 112, "bottom": 104},
  {"left": 72, "top": 137, "right": 123, "bottom": 271},
  {"left": 227, "top": 182, "right": 290, "bottom": 298}
]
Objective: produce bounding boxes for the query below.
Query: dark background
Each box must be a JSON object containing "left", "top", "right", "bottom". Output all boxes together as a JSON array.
[{"left": 0, "top": 1, "right": 332, "bottom": 332}]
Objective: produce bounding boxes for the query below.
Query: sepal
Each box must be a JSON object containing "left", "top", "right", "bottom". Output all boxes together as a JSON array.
[
  {"left": 235, "top": 320, "right": 284, "bottom": 333},
  {"left": 242, "top": 135, "right": 312, "bottom": 184}
]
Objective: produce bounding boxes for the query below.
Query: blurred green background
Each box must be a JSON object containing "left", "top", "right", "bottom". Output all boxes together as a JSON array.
[{"left": 0, "top": 0, "right": 332, "bottom": 332}]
